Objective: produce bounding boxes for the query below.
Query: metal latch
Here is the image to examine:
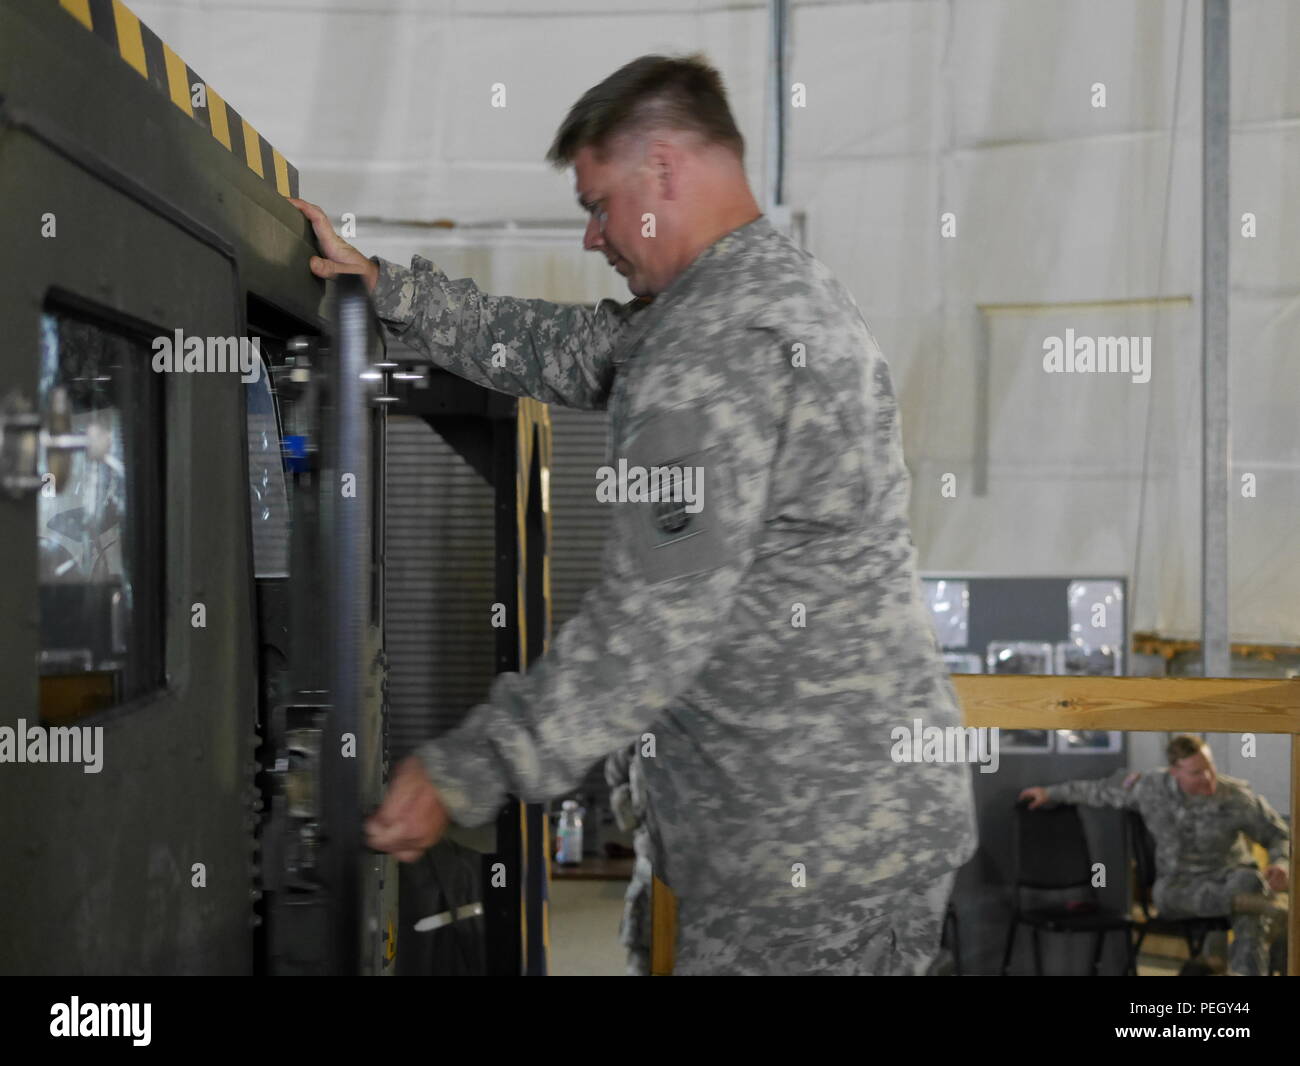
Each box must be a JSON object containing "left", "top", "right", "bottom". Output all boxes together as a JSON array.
[{"left": 413, "top": 902, "right": 485, "bottom": 932}]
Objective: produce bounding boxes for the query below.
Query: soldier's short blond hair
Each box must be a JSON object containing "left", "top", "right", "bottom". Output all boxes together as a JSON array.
[
  {"left": 546, "top": 54, "right": 745, "bottom": 169},
  {"left": 1167, "top": 734, "right": 1207, "bottom": 765}
]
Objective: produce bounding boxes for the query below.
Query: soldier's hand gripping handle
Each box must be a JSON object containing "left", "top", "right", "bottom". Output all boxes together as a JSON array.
[
  {"left": 365, "top": 755, "right": 451, "bottom": 863},
  {"left": 289, "top": 198, "right": 379, "bottom": 293}
]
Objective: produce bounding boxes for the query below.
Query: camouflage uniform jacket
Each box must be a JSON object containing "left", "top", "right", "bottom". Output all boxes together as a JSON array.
[
  {"left": 370, "top": 214, "right": 977, "bottom": 915},
  {"left": 1046, "top": 770, "right": 1290, "bottom": 882}
]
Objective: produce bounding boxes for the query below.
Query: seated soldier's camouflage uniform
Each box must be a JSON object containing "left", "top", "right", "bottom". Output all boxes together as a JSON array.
[
  {"left": 369, "top": 215, "right": 977, "bottom": 975},
  {"left": 1046, "top": 769, "right": 1290, "bottom": 975}
]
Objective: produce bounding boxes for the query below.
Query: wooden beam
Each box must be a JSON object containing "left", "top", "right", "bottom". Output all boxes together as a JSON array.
[
  {"left": 1132, "top": 631, "right": 1299, "bottom": 663},
  {"left": 953, "top": 675, "right": 1300, "bottom": 732},
  {"left": 650, "top": 876, "right": 677, "bottom": 976}
]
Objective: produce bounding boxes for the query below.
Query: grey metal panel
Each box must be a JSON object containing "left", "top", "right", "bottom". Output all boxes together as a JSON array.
[
  {"left": 546, "top": 405, "right": 617, "bottom": 800},
  {"left": 381, "top": 335, "right": 612, "bottom": 635},
  {"left": 384, "top": 416, "right": 496, "bottom": 760},
  {"left": 547, "top": 405, "right": 611, "bottom": 630},
  {"left": 382, "top": 406, "right": 611, "bottom": 787}
]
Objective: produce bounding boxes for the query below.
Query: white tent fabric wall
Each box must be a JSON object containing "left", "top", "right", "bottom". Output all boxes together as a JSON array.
[{"left": 134, "top": 0, "right": 1300, "bottom": 646}]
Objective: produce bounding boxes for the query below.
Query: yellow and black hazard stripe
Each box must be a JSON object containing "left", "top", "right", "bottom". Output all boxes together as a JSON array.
[{"left": 56, "top": 0, "right": 300, "bottom": 199}]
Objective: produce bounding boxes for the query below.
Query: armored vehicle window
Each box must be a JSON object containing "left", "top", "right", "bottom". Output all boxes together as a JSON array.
[{"left": 37, "top": 308, "right": 164, "bottom": 723}]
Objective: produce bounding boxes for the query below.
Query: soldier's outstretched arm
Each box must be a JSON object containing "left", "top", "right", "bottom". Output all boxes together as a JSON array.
[
  {"left": 1045, "top": 769, "right": 1142, "bottom": 810},
  {"left": 369, "top": 255, "right": 644, "bottom": 408},
  {"left": 1245, "top": 789, "right": 1290, "bottom": 867},
  {"left": 292, "top": 196, "right": 641, "bottom": 409},
  {"left": 408, "top": 325, "right": 789, "bottom": 827}
]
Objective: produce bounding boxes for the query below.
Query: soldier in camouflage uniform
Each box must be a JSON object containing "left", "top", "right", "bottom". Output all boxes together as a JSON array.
[
  {"left": 604, "top": 742, "right": 652, "bottom": 976},
  {"left": 297, "top": 54, "right": 976, "bottom": 975},
  {"left": 1022, "top": 735, "right": 1290, "bottom": 976}
]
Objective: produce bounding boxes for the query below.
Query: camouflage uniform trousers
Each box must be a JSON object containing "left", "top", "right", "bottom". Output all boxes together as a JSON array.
[
  {"left": 1155, "top": 866, "right": 1282, "bottom": 976},
  {"left": 671, "top": 871, "right": 955, "bottom": 976}
]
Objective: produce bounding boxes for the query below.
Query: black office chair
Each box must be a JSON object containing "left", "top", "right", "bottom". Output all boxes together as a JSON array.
[
  {"left": 1000, "top": 803, "right": 1133, "bottom": 975},
  {"left": 1126, "top": 809, "right": 1230, "bottom": 967}
]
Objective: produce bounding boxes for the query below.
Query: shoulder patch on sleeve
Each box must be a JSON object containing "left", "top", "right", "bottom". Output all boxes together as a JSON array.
[{"left": 620, "top": 405, "right": 734, "bottom": 585}]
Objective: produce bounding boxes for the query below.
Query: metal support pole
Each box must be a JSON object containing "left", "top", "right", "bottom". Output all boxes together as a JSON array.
[{"left": 1201, "top": 0, "right": 1230, "bottom": 678}]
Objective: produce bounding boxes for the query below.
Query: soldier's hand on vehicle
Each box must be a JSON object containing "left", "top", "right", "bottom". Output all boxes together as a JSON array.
[
  {"left": 1018, "top": 786, "right": 1050, "bottom": 809},
  {"left": 365, "top": 755, "right": 450, "bottom": 863},
  {"left": 288, "top": 198, "right": 379, "bottom": 292},
  {"left": 1264, "top": 864, "right": 1289, "bottom": 893}
]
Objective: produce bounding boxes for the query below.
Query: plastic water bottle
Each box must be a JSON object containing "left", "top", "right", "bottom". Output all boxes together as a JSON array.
[{"left": 556, "top": 800, "right": 583, "bottom": 865}]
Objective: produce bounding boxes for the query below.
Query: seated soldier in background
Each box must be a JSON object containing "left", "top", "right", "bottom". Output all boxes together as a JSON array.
[{"left": 1020, "top": 734, "right": 1290, "bottom": 976}]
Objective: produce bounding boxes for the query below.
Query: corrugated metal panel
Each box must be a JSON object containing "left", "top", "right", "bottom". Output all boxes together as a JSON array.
[
  {"left": 547, "top": 405, "right": 611, "bottom": 630},
  {"left": 382, "top": 404, "right": 613, "bottom": 800},
  {"left": 546, "top": 404, "right": 617, "bottom": 798},
  {"left": 384, "top": 415, "right": 495, "bottom": 760}
]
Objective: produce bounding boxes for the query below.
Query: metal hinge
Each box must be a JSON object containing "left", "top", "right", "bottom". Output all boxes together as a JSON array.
[{"left": 1, "top": 386, "right": 91, "bottom": 498}]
